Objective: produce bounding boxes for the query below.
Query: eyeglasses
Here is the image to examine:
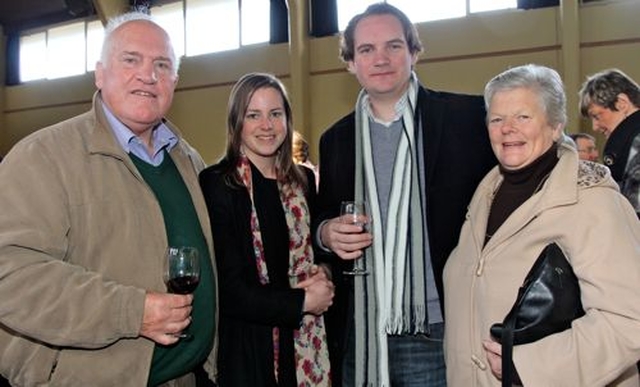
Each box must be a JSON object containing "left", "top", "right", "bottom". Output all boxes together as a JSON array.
[{"left": 578, "top": 146, "right": 597, "bottom": 153}]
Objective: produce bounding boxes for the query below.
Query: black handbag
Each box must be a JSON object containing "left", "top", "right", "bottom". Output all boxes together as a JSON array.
[{"left": 490, "top": 242, "right": 585, "bottom": 387}]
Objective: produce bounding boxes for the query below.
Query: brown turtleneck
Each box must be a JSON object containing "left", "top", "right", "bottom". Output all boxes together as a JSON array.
[{"left": 485, "top": 143, "right": 559, "bottom": 245}]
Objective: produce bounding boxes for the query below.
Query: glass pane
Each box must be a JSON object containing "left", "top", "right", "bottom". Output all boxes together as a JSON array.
[
  {"left": 187, "top": 0, "right": 239, "bottom": 56},
  {"left": 390, "top": 0, "right": 465, "bottom": 22},
  {"left": 86, "top": 20, "right": 104, "bottom": 72},
  {"left": 47, "top": 22, "right": 85, "bottom": 79},
  {"left": 470, "top": 0, "right": 517, "bottom": 13},
  {"left": 337, "top": 0, "right": 378, "bottom": 31},
  {"left": 337, "top": 0, "right": 517, "bottom": 29},
  {"left": 20, "top": 32, "right": 47, "bottom": 82},
  {"left": 241, "top": 0, "right": 270, "bottom": 46},
  {"left": 151, "top": 2, "right": 185, "bottom": 58}
]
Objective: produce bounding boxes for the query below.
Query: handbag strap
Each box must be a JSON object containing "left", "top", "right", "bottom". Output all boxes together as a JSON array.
[{"left": 501, "top": 316, "right": 516, "bottom": 387}]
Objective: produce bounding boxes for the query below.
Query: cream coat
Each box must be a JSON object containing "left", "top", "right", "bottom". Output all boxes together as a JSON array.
[
  {"left": 0, "top": 93, "right": 218, "bottom": 386},
  {"left": 444, "top": 140, "right": 640, "bottom": 387}
]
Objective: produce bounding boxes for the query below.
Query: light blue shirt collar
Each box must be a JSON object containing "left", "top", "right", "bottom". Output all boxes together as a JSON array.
[{"left": 101, "top": 103, "right": 178, "bottom": 166}]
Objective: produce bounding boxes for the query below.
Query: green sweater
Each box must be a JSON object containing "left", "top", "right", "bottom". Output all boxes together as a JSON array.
[{"left": 131, "top": 152, "right": 215, "bottom": 386}]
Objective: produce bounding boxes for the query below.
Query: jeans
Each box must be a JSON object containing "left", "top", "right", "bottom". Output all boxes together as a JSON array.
[{"left": 343, "top": 322, "right": 446, "bottom": 387}]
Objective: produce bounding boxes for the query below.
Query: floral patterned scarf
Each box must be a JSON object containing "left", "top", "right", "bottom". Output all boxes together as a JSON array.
[{"left": 237, "top": 155, "right": 331, "bottom": 386}]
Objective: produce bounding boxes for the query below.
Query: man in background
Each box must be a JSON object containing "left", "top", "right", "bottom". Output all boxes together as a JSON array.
[
  {"left": 313, "top": 3, "right": 497, "bottom": 386},
  {"left": 579, "top": 68, "right": 640, "bottom": 216},
  {"left": 0, "top": 12, "right": 217, "bottom": 386},
  {"left": 569, "top": 132, "right": 599, "bottom": 161}
]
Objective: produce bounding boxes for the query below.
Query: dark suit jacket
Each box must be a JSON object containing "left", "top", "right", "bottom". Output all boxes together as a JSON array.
[
  {"left": 199, "top": 160, "right": 316, "bottom": 387},
  {"left": 313, "top": 85, "right": 497, "bottom": 385}
]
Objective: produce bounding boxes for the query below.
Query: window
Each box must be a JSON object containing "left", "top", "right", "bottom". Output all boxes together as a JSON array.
[
  {"left": 16, "top": 0, "right": 523, "bottom": 83},
  {"left": 471, "top": 0, "right": 517, "bottom": 13},
  {"left": 395, "top": 0, "right": 465, "bottom": 23},
  {"left": 186, "top": 0, "right": 240, "bottom": 55},
  {"left": 19, "top": 32, "right": 47, "bottom": 81},
  {"left": 151, "top": 2, "right": 186, "bottom": 57},
  {"left": 152, "top": 0, "right": 271, "bottom": 57},
  {"left": 86, "top": 20, "right": 104, "bottom": 72},
  {"left": 20, "top": 20, "right": 101, "bottom": 82},
  {"left": 17, "top": 0, "right": 271, "bottom": 83},
  {"left": 48, "top": 23, "right": 86, "bottom": 79},
  {"left": 241, "top": 0, "right": 270, "bottom": 46},
  {"left": 337, "top": 0, "right": 517, "bottom": 30}
]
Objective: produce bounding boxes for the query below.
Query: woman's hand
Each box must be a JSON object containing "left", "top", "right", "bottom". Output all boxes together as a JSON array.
[
  {"left": 483, "top": 339, "right": 522, "bottom": 385},
  {"left": 483, "top": 339, "right": 503, "bottom": 380},
  {"left": 295, "top": 265, "right": 335, "bottom": 315}
]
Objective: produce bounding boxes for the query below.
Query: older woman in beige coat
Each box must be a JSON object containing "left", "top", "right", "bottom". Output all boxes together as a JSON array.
[{"left": 444, "top": 64, "right": 640, "bottom": 386}]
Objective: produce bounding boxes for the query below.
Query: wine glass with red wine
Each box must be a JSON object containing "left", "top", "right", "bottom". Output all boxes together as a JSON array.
[
  {"left": 164, "top": 246, "right": 200, "bottom": 339},
  {"left": 340, "top": 201, "right": 370, "bottom": 276}
]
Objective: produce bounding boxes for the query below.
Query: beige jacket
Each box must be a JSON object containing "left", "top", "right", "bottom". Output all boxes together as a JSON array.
[
  {"left": 0, "top": 94, "right": 218, "bottom": 386},
  {"left": 444, "top": 140, "right": 640, "bottom": 387}
]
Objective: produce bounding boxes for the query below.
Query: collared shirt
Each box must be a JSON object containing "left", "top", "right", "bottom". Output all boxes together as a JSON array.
[
  {"left": 101, "top": 103, "right": 178, "bottom": 166},
  {"left": 315, "top": 85, "right": 412, "bottom": 252},
  {"left": 362, "top": 92, "right": 410, "bottom": 127}
]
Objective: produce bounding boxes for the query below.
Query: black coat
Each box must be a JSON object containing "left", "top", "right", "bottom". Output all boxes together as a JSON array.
[
  {"left": 199, "top": 160, "right": 316, "bottom": 387},
  {"left": 602, "top": 110, "right": 640, "bottom": 216},
  {"left": 313, "top": 85, "right": 498, "bottom": 386}
]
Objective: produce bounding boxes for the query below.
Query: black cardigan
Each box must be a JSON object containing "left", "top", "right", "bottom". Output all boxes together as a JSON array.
[{"left": 199, "top": 160, "right": 316, "bottom": 387}]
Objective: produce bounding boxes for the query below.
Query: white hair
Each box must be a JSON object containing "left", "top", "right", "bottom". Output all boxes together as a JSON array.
[
  {"left": 484, "top": 64, "right": 567, "bottom": 129},
  {"left": 99, "top": 11, "right": 180, "bottom": 74}
]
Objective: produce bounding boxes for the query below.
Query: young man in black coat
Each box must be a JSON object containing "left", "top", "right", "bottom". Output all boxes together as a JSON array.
[{"left": 313, "top": 3, "right": 497, "bottom": 386}]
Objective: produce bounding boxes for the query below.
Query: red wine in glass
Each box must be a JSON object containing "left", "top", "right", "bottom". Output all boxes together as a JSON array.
[
  {"left": 164, "top": 246, "right": 200, "bottom": 339},
  {"left": 166, "top": 275, "right": 200, "bottom": 294},
  {"left": 340, "top": 201, "right": 370, "bottom": 276}
]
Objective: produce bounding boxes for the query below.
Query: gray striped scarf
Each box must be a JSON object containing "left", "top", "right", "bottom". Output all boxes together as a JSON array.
[{"left": 353, "top": 74, "right": 429, "bottom": 386}]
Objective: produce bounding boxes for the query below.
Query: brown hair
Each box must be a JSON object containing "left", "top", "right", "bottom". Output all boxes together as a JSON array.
[
  {"left": 339, "top": 2, "right": 423, "bottom": 63},
  {"left": 221, "top": 72, "right": 307, "bottom": 190},
  {"left": 292, "top": 131, "right": 310, "bottom": 164}
]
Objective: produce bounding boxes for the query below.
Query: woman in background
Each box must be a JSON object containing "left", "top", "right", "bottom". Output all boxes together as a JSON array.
[
  {"left": 199, "top": 73, "right": 333, "bottom": 386},
  {"left": 292, "top": 130, "right": 319, "bottom": 189},
  {"left": 444, "top": 64, "right": 640, "bottom": 386}
]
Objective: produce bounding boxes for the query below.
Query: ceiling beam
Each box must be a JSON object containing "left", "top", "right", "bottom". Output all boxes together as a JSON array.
[{"left": 93, "top": 0, "right": 129, "bottom": 25}]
